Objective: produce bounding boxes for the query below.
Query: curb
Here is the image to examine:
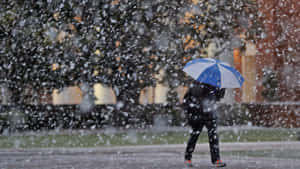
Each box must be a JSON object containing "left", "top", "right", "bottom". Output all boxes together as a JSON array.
[{"left": 1, "top": 141, "right": 299, "bottom": 153}]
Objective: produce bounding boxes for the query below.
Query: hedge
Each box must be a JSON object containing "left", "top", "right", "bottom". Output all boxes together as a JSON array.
[{"left": 0, "top": 103, "right": 299, "bottom": 133}]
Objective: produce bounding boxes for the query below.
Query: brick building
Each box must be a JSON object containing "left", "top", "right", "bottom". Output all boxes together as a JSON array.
[
  {"left": 235, "top": 0, "right": 300, "bottom": 103},
  {"left": 255, "top": 0, "right": 300, "bottom": 102}
]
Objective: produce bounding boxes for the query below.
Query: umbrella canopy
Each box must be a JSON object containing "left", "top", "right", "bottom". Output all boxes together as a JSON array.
[{"left": 183, "top": 58, "right": 244, "bottom": 88}]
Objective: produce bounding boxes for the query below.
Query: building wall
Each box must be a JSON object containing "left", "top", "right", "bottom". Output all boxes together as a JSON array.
[
  {"left": 52, "top": 86, "right": 82, "bottom": 105},
  {"left": 52, "top": 83, "right": 169, "bottom": 105},
  {"left": 94, "top": 84, "right": 116, "bottom": 104},
  {"left": 242, "top": 43, "right": 257, "bottom": 103},
  {"left": 256, "top": 0, "right": 300, "bottom": 102}
]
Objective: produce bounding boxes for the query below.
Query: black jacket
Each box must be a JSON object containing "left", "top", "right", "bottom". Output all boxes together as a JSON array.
[{"left": 182, "top": 82, "right": 225, "bottom": 121}]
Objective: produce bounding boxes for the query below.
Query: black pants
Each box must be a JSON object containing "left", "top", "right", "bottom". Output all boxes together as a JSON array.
[{"left": 185, "top": 119, "right": 220, "bottom": 163}]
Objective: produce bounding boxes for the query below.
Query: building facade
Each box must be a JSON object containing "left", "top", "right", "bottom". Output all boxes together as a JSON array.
[
  {"left": 11, "top": 0, "right": 299, "bottom": 105},
  {"left": 255, "top": 0, "right": 300, "bottom": 102}
]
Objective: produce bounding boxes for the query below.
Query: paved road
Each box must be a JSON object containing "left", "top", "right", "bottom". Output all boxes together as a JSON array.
[{"left": 1, "top": 142, "right": 300, "bottom": 169}]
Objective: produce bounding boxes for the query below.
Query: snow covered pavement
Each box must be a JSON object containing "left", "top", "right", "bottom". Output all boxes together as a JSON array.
[{"left": 0, "top": 141, "right": 300, "bottom": 169}]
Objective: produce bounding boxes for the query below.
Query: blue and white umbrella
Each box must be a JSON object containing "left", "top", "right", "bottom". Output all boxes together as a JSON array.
[{"left": 183, "top": 58, "right": 244, "bottom": 88}]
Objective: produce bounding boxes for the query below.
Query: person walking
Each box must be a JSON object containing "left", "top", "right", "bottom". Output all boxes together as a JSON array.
[{"left": 182, "top": 82, "right": 226, "bottom": 167}]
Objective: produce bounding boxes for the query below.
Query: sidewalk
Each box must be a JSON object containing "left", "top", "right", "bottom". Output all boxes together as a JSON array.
[
  {"left": 1, "top": 142, "right": 300, "bottom": 169},
  {"left": 1, "top": 141, "right": 299, "bottom": 153}
]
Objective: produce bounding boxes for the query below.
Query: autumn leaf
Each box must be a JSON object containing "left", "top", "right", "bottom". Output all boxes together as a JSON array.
[
  {"left": 192, "top": 0, "right": 199, "bottom": 4},
  {"left": 150, "top": 55, "right": 158, "bottom": 60},
  {"left": 115, "top": 41, "right": 121, "bottom": 47},
  {"left": 53, "top": 12, "right": 59, "bottom": 21},
  {"left": 183, "top": 35, "right": 199, "bottom": 51},
  {"left": 94, "top": 49, "right": 101, "bottom": 56},
  {"left": 142, "top": 47, "right": 151, "bottom": 52},
  {"left": 68, "top": 24, "right": 76, "bottom": 32},
  {"left": 183, "top": 11, "right": 195, "bottom": 24},
  {"left": 116, "top": 56, "right": 121, "bottom": 62},
  {"left": 56, "top": 31, "right": 68, "bottom": 43},
  {"left": 74, "top": 16, "right": 82, "bottom": 23},
  {"left": 52, "top": 63, "right": 59, "bottom": 71},
  {"left": 93, "top": 70, "right": 99, "bottom": 76},
  {"left": 111, "top": 0, "right": 120, "bottom": 6},
  {"left": 193, "top": 24, "right": 205, "bottom": 32},
  {"left": 182, "top": 56, "right": 192, "bottom": 63}
]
